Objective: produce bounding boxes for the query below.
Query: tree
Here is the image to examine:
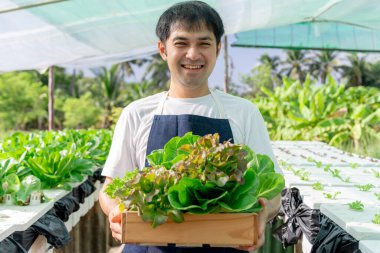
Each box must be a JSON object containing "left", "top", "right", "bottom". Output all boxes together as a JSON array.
[
  {"left": 241, "top": 64, "right": 274, "bottom": 97},
  {"left": 366, "top": 60, "right": 380, "bottom": 88},
  {"left": 308, "top": 51, "right": 341, "bottom": 84},
  {"left": 281, "top": 50, "right": 310, "bottom": 83},
  {"left": 143, "top": 54, "right": 170, "bottom": 89},
  {"left": 0, "top": 72, "right": 47, "bottom": 131},
  {"left": 62, "top": 92, "right": 103, "bottom": 129},
  {"left": 341, "top": 53, "right": 370, "bottom": 87},
  {"left": 258, "top": 54, "right": 282, "bottom": 87},
  {"left": 92, "top": 64, "right": 125, "bottom": 128}
]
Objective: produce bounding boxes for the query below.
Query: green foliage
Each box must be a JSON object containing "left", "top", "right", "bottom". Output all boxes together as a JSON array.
[
  {"left": 251, "top": 76, "right": 380, "bottom": 158},
  {"left": 0, "top": 72, "right": 47, "bottom": 131},
  {"left": 0, "top": 129, "right": 111, "bottom": 192},
  {"left": 241, "top": 65, "right": 275, "bottom": 97},
  {"left": 62, "top": 92, "right": 103, "bottom": 128},
  {"left": 105, "top": 133, "right": 285, "bottom": 228},
  {"left": 347, "top": 200, "right": 364, "bottom": 211}
]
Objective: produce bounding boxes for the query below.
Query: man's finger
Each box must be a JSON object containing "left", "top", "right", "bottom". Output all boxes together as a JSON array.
[{"left": 111, "top": 211, "right": 122, "bottom": 223}]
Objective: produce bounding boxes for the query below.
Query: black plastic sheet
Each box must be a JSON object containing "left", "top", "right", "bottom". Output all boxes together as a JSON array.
[
  {"left": 0, "top": 236, "right": 27, "bottom": 253},
  {"left": 28, "top": 209, "right": 71, "bottom": 248},
  {"left": 90, "top": 167, "right": 105, "bottom": 183},
  {"left": 273, "top": 187, "right": 320, "bottom": 247},
  {"left": 311, "top": 214, "right": 362, "bottom": 253},
  {"left": 53, "top": 193, "right": 80, "bottom": 222},
  {"left": 72, "top": 179, "right": 96, "bottom": 204}
]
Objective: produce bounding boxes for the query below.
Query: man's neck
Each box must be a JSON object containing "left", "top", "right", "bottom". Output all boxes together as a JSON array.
[{"left": 168, "top": 84, "right": 210, "bottom": 98}]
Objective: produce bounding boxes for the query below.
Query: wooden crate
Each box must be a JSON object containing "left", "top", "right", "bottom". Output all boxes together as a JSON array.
[{"left": 121, "top": 211, "right": 257, "bottom": 247}]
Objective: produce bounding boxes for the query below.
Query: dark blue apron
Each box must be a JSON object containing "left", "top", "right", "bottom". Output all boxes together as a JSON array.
[{"left": 123, "top": 90, "right": 245, "bottom": 253}]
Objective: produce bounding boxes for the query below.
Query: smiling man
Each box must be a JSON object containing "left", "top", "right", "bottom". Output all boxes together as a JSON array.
[{"left": 99, "top": 1, "right": 282, "bottom": 252}]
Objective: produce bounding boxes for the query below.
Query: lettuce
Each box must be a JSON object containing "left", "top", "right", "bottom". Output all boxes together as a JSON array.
[{"left": 105, "top": 132, "right": 285, "bottom": 227}]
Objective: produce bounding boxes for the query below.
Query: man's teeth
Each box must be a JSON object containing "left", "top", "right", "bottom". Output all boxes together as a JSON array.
[{"left": 183, "top": 65, "right": 202, "bottom": 69}]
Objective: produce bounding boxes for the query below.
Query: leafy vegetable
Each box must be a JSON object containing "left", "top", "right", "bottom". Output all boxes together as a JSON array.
[
  {"left": 16, "top": 175, "right": 41, "bottom": 205},
  {"left": 347, "top": 200, "right": 364, "bottom": 211},
  {"left": 1, "top": 173, "right": 20, "bottom": 194},
  {"left": 105, "top": 133, "right": 285, "bottom": 227}
]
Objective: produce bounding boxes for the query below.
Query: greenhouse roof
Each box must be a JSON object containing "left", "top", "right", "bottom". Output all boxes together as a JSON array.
[{"left": 1, "top": 0, "right": 380, "bottom": 72}]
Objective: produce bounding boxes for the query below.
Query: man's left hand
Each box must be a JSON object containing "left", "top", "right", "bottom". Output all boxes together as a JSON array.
[{"left": 236, "top": 198, "right": 269, "bottom": 252}]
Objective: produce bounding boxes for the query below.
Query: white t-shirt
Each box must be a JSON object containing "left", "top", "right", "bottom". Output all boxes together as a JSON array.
[{"left": 102, "top": 89, "right": 281, "bottom": 178}]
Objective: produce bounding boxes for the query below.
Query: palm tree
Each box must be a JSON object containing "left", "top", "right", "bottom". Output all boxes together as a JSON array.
[
  {"left": 366, "top": 60, "right": 380, "bottom": 88},
  {"left": 308, "top": 51, "right": 341, "bottom": 84},
  {"left": 120, "top": 59, "right": 149, "bottom": 80},
  {"left": 258, "top": 54, "right": 282, "bottom": 87},
  {"left": 341, "top": 53, "right": 370, "bottom": 87},
  {"left": 281, "top": 50, "right": 310, "bottom": 83},
  {"left": 142, "top": 54, "right": 170, "bottom": 89},
  {"left": 92, "top": 64, "right": 125, "bottom": 128}
]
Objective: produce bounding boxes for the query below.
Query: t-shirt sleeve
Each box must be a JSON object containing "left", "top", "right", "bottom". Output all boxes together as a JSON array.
[
  {"left": 101, "top": 107, "right": 137, "bottom": 179},
  {"left": 245, "top": 104, "right": 283, "bottom": 174}
]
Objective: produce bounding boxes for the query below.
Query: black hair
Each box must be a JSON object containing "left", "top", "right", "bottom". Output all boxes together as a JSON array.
[{"left": 155, "top": 1, "right": 224, "bottom": 45}]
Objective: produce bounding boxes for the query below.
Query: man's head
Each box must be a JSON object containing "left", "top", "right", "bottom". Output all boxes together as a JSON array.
[
  {"left": 156, "top": 1, "right": 225, "bottom": 96},
  {"left": 156, "top": 1, "right": 224, "bottom": 46}
]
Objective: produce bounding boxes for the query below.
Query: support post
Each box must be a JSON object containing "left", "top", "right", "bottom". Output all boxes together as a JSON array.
[
  {"left": 48, "top": 66, "right": 55, "bottom": 131},
  {"left": 223, "top": 35, "right": 229, "bottom": 93}
]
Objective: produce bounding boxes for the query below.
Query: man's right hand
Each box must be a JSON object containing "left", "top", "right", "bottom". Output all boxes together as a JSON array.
[{"left": 109, "top": 204, "right": 122, "bottom": 242}]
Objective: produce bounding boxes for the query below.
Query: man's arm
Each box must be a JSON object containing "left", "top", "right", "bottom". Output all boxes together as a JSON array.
[{"left": 99, "top": 177, "right": 123, "bottom": 242}]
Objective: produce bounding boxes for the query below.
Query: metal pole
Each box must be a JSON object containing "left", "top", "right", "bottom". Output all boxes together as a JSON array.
[
  {"left": 48, "top": 66, "right": 55, "bottom": 131},
  {"left": 223, "top": 35, "right": 229, "bottom": 93}
]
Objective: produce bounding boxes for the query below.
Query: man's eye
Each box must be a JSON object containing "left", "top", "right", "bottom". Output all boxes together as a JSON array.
[
  {"left": 175, "top": 42, "right": 186, "bottom": 46},
  {"left": 201, "top": 43, "right": 211, "bottom": 46}
]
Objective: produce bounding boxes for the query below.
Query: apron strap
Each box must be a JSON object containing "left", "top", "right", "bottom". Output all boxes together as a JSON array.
[{"left": 156, "top": 89, "right": 226, "bottom": 118}]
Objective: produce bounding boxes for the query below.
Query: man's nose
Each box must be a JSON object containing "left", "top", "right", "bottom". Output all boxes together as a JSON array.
[{"left": 186, "top": 47, "right": 201, "bottom": 61}]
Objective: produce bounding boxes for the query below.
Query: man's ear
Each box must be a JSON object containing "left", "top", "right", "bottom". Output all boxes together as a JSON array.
[
  {"left": 158, "top": 41, "right": 167, "bottom": 61},
  {"left": 216, "top": 41, "right": 222, "bottom": 56}
]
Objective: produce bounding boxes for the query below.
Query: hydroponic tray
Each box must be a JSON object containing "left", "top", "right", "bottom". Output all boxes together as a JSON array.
[
  {"left": 359, "top": 240, "right": 380, "bottom": 253},
  {"left": 294, "top": 185, "right": 380, "bottom": 209},
  {"left": 320, "top": 204, "right": 380, "bottom": 241}
]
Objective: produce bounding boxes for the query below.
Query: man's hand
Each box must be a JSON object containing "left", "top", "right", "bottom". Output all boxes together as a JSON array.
[
  {"left": 109, "top": 204, "right": 122, "bottom": 242},
  {"left": 237, "top": 198, "right": 269, "bottom": 252}
]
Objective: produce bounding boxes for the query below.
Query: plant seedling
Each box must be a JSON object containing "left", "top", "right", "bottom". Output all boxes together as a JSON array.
[
  {"left": 347, "top": 200, "right": 364, "bottom": 211},
  {"left": 312, "top": 182, "right": 324, "bottom": 191},
  {"left": 294, "top": 168, "right": 310, "bottom": 181},
  {"left": 323, "top": 191, "right": 341, "bottom": 200},
  {"left": 349, "top": 163, "right": 359, "bottom": 169},
  {"left": 372, "top": 169, "right": 380, "bottom": 179},
  {"left": 373, "top": 214, "right": 380, "bottom": 225},
  {"left": 357, "top": 184, "right": 375, "bottom": 192}
]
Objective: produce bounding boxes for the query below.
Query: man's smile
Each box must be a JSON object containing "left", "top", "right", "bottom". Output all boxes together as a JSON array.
[{"left": 181, "top": 64, "right": 204, "bottom": 70}]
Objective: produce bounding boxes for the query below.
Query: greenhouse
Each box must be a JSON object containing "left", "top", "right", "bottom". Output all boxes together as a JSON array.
[{"left": 0, "top": 1, "right": 379, "bottom": 253}]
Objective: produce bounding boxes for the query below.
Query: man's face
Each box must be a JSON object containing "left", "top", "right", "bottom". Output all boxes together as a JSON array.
[{"left": 158, "top": 24, "right": 221, "bottom": 90}]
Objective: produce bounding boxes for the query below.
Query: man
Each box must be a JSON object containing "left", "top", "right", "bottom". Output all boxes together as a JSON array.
[{"left": 99, "top": 1, "right": 282, "bottom": 252}]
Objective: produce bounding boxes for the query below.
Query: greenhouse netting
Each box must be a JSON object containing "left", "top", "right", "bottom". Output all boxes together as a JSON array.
[{"left": 1, "top": 0, "right": 380, "bottom": 71}]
